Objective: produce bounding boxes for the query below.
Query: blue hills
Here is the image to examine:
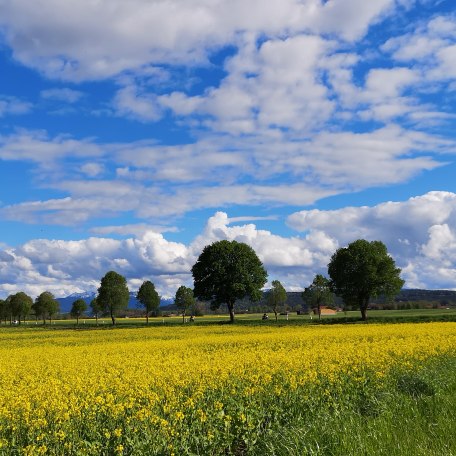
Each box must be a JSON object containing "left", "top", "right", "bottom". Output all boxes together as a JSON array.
[{"left": 57, "top": 291, "right": 174, "bottom": 313}]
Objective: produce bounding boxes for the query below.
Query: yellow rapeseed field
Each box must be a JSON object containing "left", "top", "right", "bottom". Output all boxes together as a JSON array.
[{"left": 0, "top": 322, "right": 455, "bottom": 455}]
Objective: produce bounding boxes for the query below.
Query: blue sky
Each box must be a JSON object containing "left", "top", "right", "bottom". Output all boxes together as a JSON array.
[{"left": 1, "top": 0, "right": 456, "bottom": 298}]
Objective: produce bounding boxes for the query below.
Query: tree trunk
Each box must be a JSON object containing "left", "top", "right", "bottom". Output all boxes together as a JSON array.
[
  {"left": 111, "top": 309, "right": 116, "bottom": 325},
  {"left": 76, "top": 316, "right": 79, "bottom": 326},
  {"left": 274, "top": 310, "right": 278, "bottom": 322},
  {"left": 146, "top": 313, "right": 149, "bottom": 325},
  {"left": 318, "top": 304, "right": 321, "bottom": 321},
  {"left": 43, "top": 316, "right": 46, "bottom": 325},
  {"left": 95, "top": 314, "right": 98, "bottom": 326},
  {"left": 182, "top": 312, "right": 185, "bottom": 324},
  {"left": 360, "top": 298, "right": 369, "bottom": 321},
  {"left": 228, "top": 302, "right": 235, "bottom": 323}
]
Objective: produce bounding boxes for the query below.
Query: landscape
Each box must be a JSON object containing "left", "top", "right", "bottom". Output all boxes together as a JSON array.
[{"left": 1, "top": 0, "right": 456, "bottom": 454}]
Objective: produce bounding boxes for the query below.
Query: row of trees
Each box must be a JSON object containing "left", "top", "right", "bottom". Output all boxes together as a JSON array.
[
  {"left": 0, "top": 291, "right": 60, "bottom": 325},
  {"left": 0, "top": 238, "right": 404, "bottom": 325},
  {"left": 191, "top": 238, "right": 404, "bottom": 322}
]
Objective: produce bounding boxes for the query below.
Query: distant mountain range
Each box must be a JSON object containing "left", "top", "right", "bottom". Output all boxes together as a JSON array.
[
  {"left": 57, "top": 288, "right": 456, "bottom": 314},
  {"left": 57, "top": 291, "right": 174, "bottom": 313}
]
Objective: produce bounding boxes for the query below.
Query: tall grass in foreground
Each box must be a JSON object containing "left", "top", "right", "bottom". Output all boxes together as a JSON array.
[{"left": 0, "top": 323, "right": 455, "bottom": 455}]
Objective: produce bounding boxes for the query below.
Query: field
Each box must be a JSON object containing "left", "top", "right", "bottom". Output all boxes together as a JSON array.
[{"left": 1, "top": 322, "right": 456, "bottom": 455}]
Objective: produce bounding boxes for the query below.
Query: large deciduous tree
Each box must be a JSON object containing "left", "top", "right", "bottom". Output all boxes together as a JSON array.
[
  {"left": 98, "top": 271, "right": 129, "bottom": 325},
  {"left": 328, "top": 239, "right": 404, "bottom": 321},
  {"left": 192, "top": 240, "right": 267, "bottom": 323},
  {"left": 266, "top": 280, "right": 287, "bottom": 321},
  {"left": 33, "top": 291, "right": 59, "bottom": 325},
  {"left": 302, "top": 274, "right": 333, "bottom": 321},
  {"left": 71, "top": 298, "right": 88, "bottom": 325},
  {"left": 175, "top": 285, "right": 195, "bottom": 323},
  {"left": 136, "top": 280, "right": 160, "bottom": 324},
  {"left": 10, "top": 292, "right": 33, "bottom": 324}
]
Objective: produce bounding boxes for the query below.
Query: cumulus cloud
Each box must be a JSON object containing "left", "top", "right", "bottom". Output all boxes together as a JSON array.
[
  {"left": 0, "top": 210, "right": 337, "bottom": 299},
  {"left": 3, "top": 194, "right": 456, "bottom": 300},
  {"left": 287, "top": 191, "right": 456, "bottom": 289},
  {"left": 0, "top": 0, "right": 397, "bottom": 81}
]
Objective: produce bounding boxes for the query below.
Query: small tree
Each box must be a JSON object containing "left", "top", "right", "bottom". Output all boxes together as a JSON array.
[
  {"left": 0, "top": 299, "right": 9, "bottom": 324},
  {"left": 71, "top": 298, "right": 87, "bottom": 325},
  {"left": 33, "top": 292, "right": 59, "bottom": 325},
  {"left": 136, "top": 281, "right": 160, "bottom": 324},
  {"left": 192, "top": 240, "right": 267, "bottom": 323},
  {"left": 175, "top": 286, "right": 195, "bottom": 323},
  {"left": 266, "top": 280, "right": 287, "bottom": 321},
  {"left": 90, "top": 297, "right": 101, "bottom": 325},
  {"left": 302, "top": 274, "right": 333, "bottom": 321},
  {"left": 10, "top": 292, "right": 33, "bottom": 324},
  {"left": 328, "top": 239, "right": 404, "bottom": 321},
  {"left": 97, "top": 271, "right": 129, "bottom": 325}
]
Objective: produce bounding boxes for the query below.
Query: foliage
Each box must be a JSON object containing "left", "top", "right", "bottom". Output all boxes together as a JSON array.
[
  {"left": 90, "top": 297, "right": 101, "bottom": 325},
  {"left": 10, "top": 292, "right": 33, "bottom": 324},
  {"left": 71, "top": 298, "right": 88, "bottom": 325},
  {"left": 97, "top": 271, "right": 129, "bottom": 325},
  {"left": 328, "top": 239, "right": 404, "bottom": 320},
  {"left": 136, "top": 281, "right": 160, "bottom": 324},
  {"left": 192, "top": 240, "right": 267, "bottom": 322},
  {"left": 0, "top": 323, "right": 455, "bottom": 454},
  {"left": 266, "top": 280, "right": 287, "bottom": 321},
  {"left": 302, "top": 274, "right": 333, "bottom": 320},
  {"left": 174, "top": 285, "right": 196, "bottom": 323},
  {"left": 33, "top": 291, "right": 59, "bottom": 324}
]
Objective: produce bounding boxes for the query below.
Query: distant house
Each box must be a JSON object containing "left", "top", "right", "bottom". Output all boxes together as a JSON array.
[{"left": 313, "top": 306, "right": 337, "bottom": 315}]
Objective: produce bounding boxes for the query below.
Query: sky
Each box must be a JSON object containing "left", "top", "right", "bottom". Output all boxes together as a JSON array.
[{"left": 1, "top": 0, "right": 456, "bottom": 299}]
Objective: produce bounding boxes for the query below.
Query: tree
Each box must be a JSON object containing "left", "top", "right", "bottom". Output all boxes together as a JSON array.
[
  {"left": 97, "top": 271, "right": 129, "bottom": 325},
  {"left": 136, "top": 281, "right": 160, "bottom": 324},
  {"left": 192, "top": 240, "right": 267, "bottom": 323},
  {"left": 328, "top": 239, "right": 404, "bottom": 321},
  {"left": 33, "top": 292, "right": 59, "bottom": 325},
  {"left": 302, "top": 274, "right": 333, "bottom": 321},
  {"left": 90, "top": 297, "right": 101, "bottom": 325},
  {"left": 266, "top": 280, "right": 287, "bottom": 321},
  {"left": 0, "top": 299, "right": 9, "bottom": 324},
  {"left": 10, "top": 292, "right": 33, "bottom": 324},
  {"left": 175, "top": 286, "right": 195, "bottom": 323},
  {"left": 71, "top": 298, "right": 87, "bottom": 325},
  {"left": 3, "top": 296, "right": 13, "bottom": 324}
]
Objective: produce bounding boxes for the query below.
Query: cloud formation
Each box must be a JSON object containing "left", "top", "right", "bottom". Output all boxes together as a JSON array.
[
  {"left": 0, "top": 0, "right": 397, "bottom": 81},
  {"left": 2, "top": 192, "right": 456, "bottom": 299}
]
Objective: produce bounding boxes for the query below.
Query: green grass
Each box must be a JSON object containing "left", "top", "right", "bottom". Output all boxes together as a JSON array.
[
  {"left": 255, "top": 356, "right": 456, "bottom": 455},
  {"left": 3, "top": 307, "right": 456, "bottom": 330}
]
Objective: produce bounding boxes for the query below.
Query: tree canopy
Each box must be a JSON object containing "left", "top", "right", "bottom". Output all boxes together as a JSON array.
[
  {"left": 71, "top": 298, "right": 87, "bottom": 325},
  {"left": 266, "top": 280, "right": 287, "bottom": 321},
  {"left": 328, "top": 239, "right": 404, "bottom": 320},
  {"left": 97, "top": 271, "right": 130, "bottom": 325},
  {"left": 136, "top": 280, "right": 160, "bottom": 324},
  {"left": 90, "top": 297, "right": 102, "bottom": 325},
  {"left": 302, "top": 274, "right": 333, "bottom": 320},
  {"left": 10, "top": 292, "right": 33, "bottom": 324},
  {"left": 192, "top": 240, "right": 267, "bottom": 323},
  {"left": 33, "top": 291, "right": 59, "bottom": 324},
  {"left": 175, "top": 285, "right": 195, "bottom": 323}
]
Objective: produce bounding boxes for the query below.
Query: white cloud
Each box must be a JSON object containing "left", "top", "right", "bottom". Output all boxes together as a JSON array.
[
  {"left": 287, "top": 191, "right": 456, "bottom": 289},
  {"left": 0, "top": 95, "right": 32, "bottom": 117},
  {"left": 113, "top": 85, "right": 162, "bottom": 122},
  {"left": 3, "top": 194, "right": 456, "bottom": 300},
  {"left": 0, "top": 124, "right": 454, "bottom": 225},
  {"left": 40, "top": 88, "right": 84, "bottom": 103},
  {"left": 0, "top": 0, "right": 397, "bottom": 81}
]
